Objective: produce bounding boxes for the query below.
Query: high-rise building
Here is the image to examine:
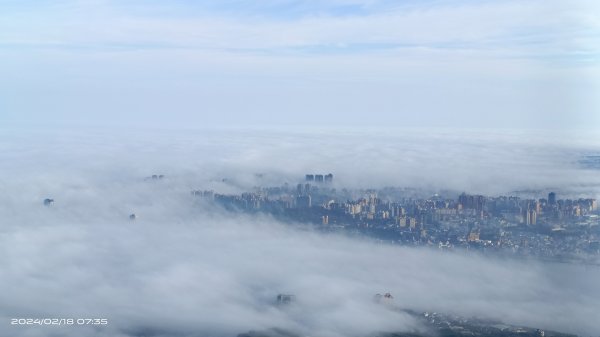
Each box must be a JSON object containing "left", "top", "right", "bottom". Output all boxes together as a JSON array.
[
  {"left": 525, "top": 209, "right": 537, "bottom": 225},
  {"left": 548, "top": 192, "right": 556, "bottom": 205},
  {"left": 276, "top": 294, "right": 296, "bottom": 305},
  {"left": 458, "top": 193, "right": 485, "bottom": 211},
  {"left": 305, "top": 173, "right": 333, "bottom": 183},
  {"left": 296, "top": 195, "right": 312, "bottom": 208}
]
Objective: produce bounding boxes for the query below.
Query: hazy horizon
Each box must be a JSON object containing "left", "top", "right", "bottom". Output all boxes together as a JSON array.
[
  {"left": 2, "top": 126, "right": 600, "bottom": 197},
  {"left": 2, "top": 1, "right": 600, "bottom": 336},
  {"left": 1, "top": 0, "right": 599, "bottom": 129}
]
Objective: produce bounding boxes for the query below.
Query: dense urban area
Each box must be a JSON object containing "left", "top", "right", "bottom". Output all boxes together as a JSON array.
[
  {"left": 40, "top": 172, "right": 600, "bottom": 336},
  {"left": 191, "top": 173, "right": 600, "bottom": 264}
]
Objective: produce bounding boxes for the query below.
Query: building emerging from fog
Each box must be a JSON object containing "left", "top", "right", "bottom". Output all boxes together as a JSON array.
[
  {"left": 548, "top": 192, "right": 556, "bottom": 205},
  {"left": 276, "top": 294, "right": 296, "bottom": 305},
  {"left": 373, "top": 292, "right": 394, "bottom": 304},
  {"left": 295, "top": 195, "right": 312, "bottom": 208},
  {"left": 305, "top": 173, "right": 333, "bottom": 183}
]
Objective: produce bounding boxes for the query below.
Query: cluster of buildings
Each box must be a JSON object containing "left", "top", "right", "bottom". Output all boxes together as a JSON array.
[
  {"left": 305, "top": 173, "right": 333, "bottom": 183},
  {"left": 418, "top": 312, "right": 556, "bottom": 337},
  {"left": 192, "top": 178, "right": 600, "bottom": 262}
]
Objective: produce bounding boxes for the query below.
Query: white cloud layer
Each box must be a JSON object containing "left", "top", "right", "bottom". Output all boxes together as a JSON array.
[
  {"left": 1, "top": 127, "right": 599, "bottom": 336},
  {"left": 1, "top": 0, "right": 598, "bottom": 128},
  {"left": 2, "top": 126, "right": 600, "bottom": 196}
]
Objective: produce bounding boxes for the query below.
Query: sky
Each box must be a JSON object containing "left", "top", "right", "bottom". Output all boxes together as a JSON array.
[{"left": 1, "top": 0, "right": 599, "bottom": 129}]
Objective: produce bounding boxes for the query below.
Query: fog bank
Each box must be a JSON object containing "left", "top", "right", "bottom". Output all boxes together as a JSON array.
[{"left": 1, "top": 127, "right": 599, "bottom": 336}]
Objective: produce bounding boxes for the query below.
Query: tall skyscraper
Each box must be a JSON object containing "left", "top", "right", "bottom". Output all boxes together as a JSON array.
[
  {"left": 548, "top": 192, "right": 556, "bottom": 205},
  {"left": 525, "top": 209, "right": 537, "bottom": 225},
  {"left": 296, "top": 195, "right": 312, "bottom": 208}
]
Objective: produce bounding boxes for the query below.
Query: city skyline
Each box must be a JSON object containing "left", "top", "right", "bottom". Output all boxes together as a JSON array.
[{"left": 193, "top": 178, "right": 599, "bottom": 261}]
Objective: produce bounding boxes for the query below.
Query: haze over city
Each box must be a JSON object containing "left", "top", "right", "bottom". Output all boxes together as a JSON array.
[{"left": 1, "top": 1, "right": 599, "bottom": 337}]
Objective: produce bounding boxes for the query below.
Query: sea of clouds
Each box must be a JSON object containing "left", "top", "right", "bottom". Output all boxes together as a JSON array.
[{"left": 1, "top": 126, "right": 599, "bottom": 337}]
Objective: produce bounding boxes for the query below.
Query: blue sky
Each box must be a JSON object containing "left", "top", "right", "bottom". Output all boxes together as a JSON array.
[{"left": 1, "top": 0, "right": 599, "bottom": 129}]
